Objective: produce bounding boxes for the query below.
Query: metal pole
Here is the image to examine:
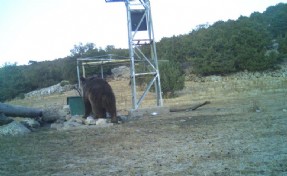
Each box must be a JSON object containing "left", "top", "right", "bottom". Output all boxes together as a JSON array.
[
  {"left": 101, "top": 63, "right": 104, "bottom": 79},
  {"left": 126, "top": 0, "right": 137, "bottom": 109},
  {"left": 147, "top": 1, "right": 163, "bottom": 106},
  {"left": 77, "top": 60, "right": 81, "bottom": 88},
  {"left": 82, "top": 64, "right": 86, "bottom": 78}
]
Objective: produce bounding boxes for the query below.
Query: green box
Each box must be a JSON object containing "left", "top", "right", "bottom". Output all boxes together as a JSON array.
[{"left": 67, "top": 96, "right": 85, "bottom": 116}]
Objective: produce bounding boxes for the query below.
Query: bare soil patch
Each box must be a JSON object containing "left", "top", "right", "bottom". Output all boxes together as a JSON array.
[{"left": 1, "top": 77, "right": 287, "bottom": 175}]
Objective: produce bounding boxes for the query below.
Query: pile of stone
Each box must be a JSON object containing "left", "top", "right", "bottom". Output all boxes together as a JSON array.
[
  {"left": 111, "top": 66, "right": 130, "bottom": 80},
  {"left": 0, "top": 113, "right": 40, "bottom": 136},
  {"left": 25, "top": 83, "right": 75, "bottom": 98},
  {"left": 186, "top": 62, "right": 287, "bottom": 82},
  {"left": 50, "top": 115, "right": 113, "bottom": 131},
  {"left": 46, "top": 105, "right": 115, "bottom": 130},
  {"left": 1, "top": 79, "right": 129, "bottom": 136},
  {"left": 0, "top": 104, "right": 117, "bottom": 136}
]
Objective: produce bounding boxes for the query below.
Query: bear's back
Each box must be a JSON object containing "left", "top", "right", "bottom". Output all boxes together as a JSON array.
[{"left": 83, "top": 77, "right": 114, "bottom": 97}]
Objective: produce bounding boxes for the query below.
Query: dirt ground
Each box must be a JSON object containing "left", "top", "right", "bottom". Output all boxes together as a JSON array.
[{"left": 1, "top": 77, "right": 287, "bottom": 176}]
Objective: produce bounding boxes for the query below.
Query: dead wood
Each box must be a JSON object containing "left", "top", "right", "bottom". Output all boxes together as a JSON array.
[
  {"left": 0, "top": 102, "right": 43, "bottom": 118},
  {"left": 170, "top": 101, "right": 211, "bottom": 112}
]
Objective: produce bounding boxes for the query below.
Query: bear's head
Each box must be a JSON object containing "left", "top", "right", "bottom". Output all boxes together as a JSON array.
[
  {"left": 80, "top": 76, "right": 86, "bottom": 84},
  {"left": 80, "top": 76, "right": 99, "bottom": 88}
]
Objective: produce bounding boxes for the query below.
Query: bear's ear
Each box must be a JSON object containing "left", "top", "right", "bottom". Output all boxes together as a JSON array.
[{"left": 80, "top": 76, "right": 86, "bottom": 82}]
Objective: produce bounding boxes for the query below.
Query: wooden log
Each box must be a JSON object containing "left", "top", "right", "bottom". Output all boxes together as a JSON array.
[
  {"left": 0, "top": 102, "right": 43, "bottom": 118},
  {"left": 170, "top": 101, "right": 211, "bottom": 112}
]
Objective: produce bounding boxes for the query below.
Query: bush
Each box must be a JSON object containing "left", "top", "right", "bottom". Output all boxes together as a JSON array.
[
  {"left": 159, "top": 61, "right": 185, "bottom": 98},
  {"left": 60, "top": 80, "right": 70, "bottom": 86}
]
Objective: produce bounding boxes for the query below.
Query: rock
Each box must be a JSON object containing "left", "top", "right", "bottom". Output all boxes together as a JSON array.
[
  {"left": 42, "top": 107, "right": 69, "bottom": 123},
  {"left": 96, "top": 118, "right": 113, "bottom": 127},
  {"left": 0, "top": 113, "right": 13, "bottom": 126},
  {"left": 61, "top": 84, "right": 75, "bottom": 93},
  {"left": 96, "top": 118, "right": 107, "bottom": 125},
  {"left": 19, "top": 118, "right": 41, "bottom": 129},
  {"left": 42, "top": 109, "right": 60, "bottom": 123},
  {"left": 24, "top": 83, "right": 75, "bottom": 98},
  {"left": 111, "top": 66, "right": 130, "bottom": 79},
  {"left": 58, "top": 109, "right": 69, "bottom": 120},
  {"left": 68, "top": 115, "right": 84, "bottom": 124},
  {"left": 151, "top": 112, "right": 158, "bottom": 116},
  {"left": 63, "top": 121, "right": 83, "bottom": 129},
  {"left": 84, "top": 117, "right": 112, "bottom": 126},
  {"left": 118, "top": 115, "right": 129, "bottom": 122},
  {"left": 50, "top": 123, "right": 64, "bottom": 130},
  {"left": 63, "top": 105, "right": 70, "bottom": 114},
  {"left": 65, "top": 115, "right": 72, "bottom": 121},
  {"left": 0, "top": 121, "right": 31, "bottom": 136},
  {"left": 84, "top": 116, "right": 97, "bottom": 125}
]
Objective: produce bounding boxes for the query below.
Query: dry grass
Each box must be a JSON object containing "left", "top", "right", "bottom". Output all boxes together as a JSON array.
[{"left": 1, "top": 77, "right": 287, "bottom": 175}]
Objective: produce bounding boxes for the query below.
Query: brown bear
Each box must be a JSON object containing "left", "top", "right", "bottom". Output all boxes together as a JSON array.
[{"left": 80, "top": 76, "right": 118, "bottom": 123}]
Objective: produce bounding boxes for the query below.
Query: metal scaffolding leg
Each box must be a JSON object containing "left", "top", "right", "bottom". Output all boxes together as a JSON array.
[{"left": 125, "top": 0, "right": 163, "bottom": 110}]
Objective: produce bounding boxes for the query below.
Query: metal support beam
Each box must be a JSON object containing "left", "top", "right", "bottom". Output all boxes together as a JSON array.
[{"left": 125, "top": 0, "right": 163, "bottom": 109}]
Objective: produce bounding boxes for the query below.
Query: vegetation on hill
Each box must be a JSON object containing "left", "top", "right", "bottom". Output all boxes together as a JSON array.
[
  {"left": 156, "top": 3, "right": 287, "bottom": 75},
  {"left": 0, "top": 3, "right": 286, "bottom": 101}
]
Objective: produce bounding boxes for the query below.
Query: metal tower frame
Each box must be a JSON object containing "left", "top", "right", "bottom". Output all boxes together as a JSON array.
[{"left": 106, "top": 0, "right": 163, "bottom": 110}]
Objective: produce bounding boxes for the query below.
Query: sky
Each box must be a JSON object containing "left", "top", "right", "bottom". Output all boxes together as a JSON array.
[{"left": 0, "top": 0, "right": 286, "bottom": 66}]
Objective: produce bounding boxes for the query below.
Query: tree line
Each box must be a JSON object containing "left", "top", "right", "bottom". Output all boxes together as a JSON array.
[
  {"left": 156, "top": 3, "right": 287, "bottom": 75},
  {"left": 0, "top": 3, "right": 286, "bottom": 101},
  {"left": 0, "top": 44, "right": 129, "bottom": 101}
]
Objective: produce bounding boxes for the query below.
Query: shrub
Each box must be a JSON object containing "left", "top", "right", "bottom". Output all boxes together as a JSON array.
[
  {"left": 159, "top": 61, "right": 185, "bottom": 98},
  {"left": 60, "top": 80, "right": 70, "bottom": 86}
]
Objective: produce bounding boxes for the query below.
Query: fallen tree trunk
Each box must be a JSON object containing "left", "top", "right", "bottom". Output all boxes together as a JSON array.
[
  {"left": 0, "top": 102, "right": 43, "bottom": 118},
  {"left": 170, "top": 101, "right": 211, "bottom": 112}
]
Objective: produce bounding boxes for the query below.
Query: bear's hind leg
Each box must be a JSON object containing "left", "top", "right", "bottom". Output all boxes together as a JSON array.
[
  {"left": 107, "top": 106, "right": 118, "bottom": 123},
  {"left": 94, "top": 107, "right": 106, "bottom": 119},
  {"left": 111, "top": 115, "right": 118, "bottom": 123},
  {"left": 83, "top": 100, "right": 92, "bottom": 119}
]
